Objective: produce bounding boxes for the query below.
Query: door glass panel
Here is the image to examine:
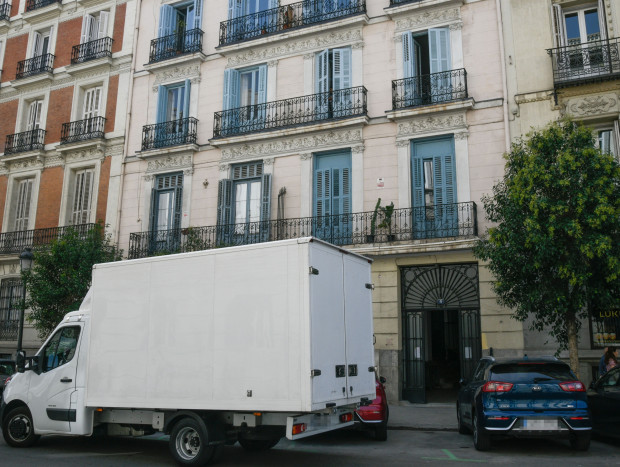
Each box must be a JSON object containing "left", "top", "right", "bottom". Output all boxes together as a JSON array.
[
  {"left": 240, "top": 69, "right": 258, "bottom": 107},
  {"left": 585, "top": 9, "right": 600, "bottom": 41},
  {"left": 167, "top": 86, "right": 185, "bottom": 122},
  {"left": 248, "top": 180, "right": 261, "bottom": 233},
  {"left": 156, "top": 192, "right": 172, "bottom": 230},
  {"left": 565, "top": 13, "right": 581, "bottom": 45},
  {"left": 234, "top": 183, "right": 247, "bottom": 231}
]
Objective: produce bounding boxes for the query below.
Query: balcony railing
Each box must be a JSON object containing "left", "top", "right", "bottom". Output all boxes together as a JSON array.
[
  {"left": 149, "top": 28, "right": 203, "bottom": 63},
  {"left": 389, "top": 0, "right": 423, "bottom": 5},
  {"left": 71, "top": 37, "right": 113, "bottom": 65},
  {"left": 4, "top": 129, "right": 46, "bottom": 155},
  {"left": 25, "top": 0, "right": 60, "bottom": 12},
  {"left": 547, "top": 37, "right": 620, "bottom": 86},
  {"left": 16, "top": 53, "right": 54, "bottom": 79},
  {"left": 142, "top": 117, "right": 198, "bottom": 151},
  {"left": 0, "top": 223, "right": 96, "bottom": 255},
  {"left": 0, "top": 319, "right": 19, "bottom": 341},
  {"left": 60, "top": 116, "right": 106, "bottom": 144},
  {"left": 0, "top": 2, "right": 10, "bottom": 21},
  {"left": 213, "top": 86, "right": 368, "bottom": 138},
  {"left": 392, "top": 68, "right": 468, "bottom": 110},
  {"left": 128, "top": 202, "right": 477, "bottom": 259},
  {"left": 219, "top": 0, "right": 366, "bottom": 46}
]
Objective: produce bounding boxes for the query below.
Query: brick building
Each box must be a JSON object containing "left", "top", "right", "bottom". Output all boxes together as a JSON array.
[{"left": 0, "top": 0, "right": 136, "bottom": 357}]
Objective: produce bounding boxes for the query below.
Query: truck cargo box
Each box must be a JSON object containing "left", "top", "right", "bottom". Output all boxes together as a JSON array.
[{"left": 85, "top": 238, "right": 375, "bottom": 412}]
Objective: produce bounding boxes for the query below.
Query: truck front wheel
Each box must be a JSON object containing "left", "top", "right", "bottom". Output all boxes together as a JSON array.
[
  {"left": 169, "top": 418, "right": 216, "bottom": 465},
  {"left": 2, "top": 406, "right": 40, "bottom": 448}
]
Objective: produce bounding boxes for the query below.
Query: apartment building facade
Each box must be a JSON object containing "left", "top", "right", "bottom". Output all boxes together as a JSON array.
[
  {"left": 500, "top": 0, "right": 620, "bottom": 382},
  {"left": 0, "top": 0, "right": 136, "bottom": 357},
  {"left": 118, "top": 0, "right": 515, "bottom": 403}
]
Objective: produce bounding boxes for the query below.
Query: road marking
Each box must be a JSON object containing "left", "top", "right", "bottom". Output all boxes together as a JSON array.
[{"left": 422, "top": 449, "right": 486, "bottom": 463}]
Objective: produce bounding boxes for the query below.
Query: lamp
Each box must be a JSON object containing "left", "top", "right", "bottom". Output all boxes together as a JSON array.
[{"left": 16, "top": 248, "right": 34, "bottom": 354}]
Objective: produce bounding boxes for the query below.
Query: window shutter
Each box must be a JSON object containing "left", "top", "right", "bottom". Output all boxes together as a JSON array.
[
  {"left": 217, "top": 179, "right": 234, "bottom": 226},
  {"left": 14, "top": 179, "right": 33, "bottom": 231},
  {"left": 551, "top": 4, "right": 566, "bottom": 48},
  {"left": 173, "top": 185, "right": 183, "bottom": 230},
  {"left": 183, "top": 79, "right": 191, "bottom": 118},
  {"left": 193, "top": 0, "right": 203, "bottom": 30},
  {"left": 403, "top": 32, "right": 417, "bottom": 78},
  {"left": 598, "top": 0, "right": 607, "bottom": 41},
  {"left": 71, "top": 169, "right": 94, "bottom": 225},
  {"left": 158, "top": 4, "right": 176, "bottom": 38},
  {"left": 80, "top": 15, "right": 93, "bottom": 44},
  {"left": 411, "top": 152, "right": 424, "bottom": 209},
  {"left": 228, "top": 0, "right": 242, "bottom": 19},
  {"left": 269, "top": 0, "right": 278, "bottom": 9},
  {"left": 98, "top": 11, "right": 110, "bottom": 39},
  {"left": 613, "top": 121, "right": 620, "bottom": 160},
  {"left": 429, "top": 27, "right": 451, "bottom": 74},
  {"left": 32, "top": 31, "right": 42, "bottom": 57},
  {"left": 331, "top": 47, "right": 351, "bottom": 91},
  {"left": 260, "top": 173, "right": 272, "bottom": 241},
  {"left": 223, "top": 68, "right": 240, "bottom": 110},
  {"left": 27, "top": 101, "right": 42, "bottom": 131},
  {"left": 149, "top": 187, "right": 158, "bottom": 232},
  {"left": 156, "top": 85, "right": 168, "bottom": 123},
  {"left": 83, "top": 87, "right": 102, "bottom": 119},
  {"left": 315, "top": 49, "right": 329, "bottom": 94},
  {"left": 257, "top": 64, "right": 268, "bottom": 104},
  {"left": 314, "top": 169, "right": 331, "bottom": 218}
]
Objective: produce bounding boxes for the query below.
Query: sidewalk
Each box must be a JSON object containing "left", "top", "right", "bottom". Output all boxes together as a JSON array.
[{"left": 388, "top": 402, "right": 457, "bottom": 431}]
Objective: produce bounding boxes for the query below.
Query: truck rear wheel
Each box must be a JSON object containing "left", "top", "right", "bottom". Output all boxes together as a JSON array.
[
  {"left": 169, "top": 418, "right": 216, "bottom": 465},
  {"left": 2, "top": 406, "right": 40, "bottom": 448}
]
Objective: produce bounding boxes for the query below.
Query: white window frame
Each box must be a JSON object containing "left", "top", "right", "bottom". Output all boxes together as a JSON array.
[
  {"left": 70, "top": 77, "right": 108, "bottom": 123},
  {"left": 58, "top": 160, "right": 102, "bottom": 227},
  {"left": 594, "top": 122, "right": 620, "bottom": 159},
  {"left": 2, "top": 170, "right": 41, "bottom": 233},
  {"left": 17, "top": 91, "right": 49, "bottom": 133},
  {"left": 80, "top": 10, "right": 110, "bottom": 44}
]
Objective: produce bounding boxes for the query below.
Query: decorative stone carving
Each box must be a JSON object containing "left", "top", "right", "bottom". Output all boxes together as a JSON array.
[
  {"left": 267, "top": 60, "right": 279, "bottom": 68},
  {"left": 143, "top": 174, "right": 154, "bottom": 182},
  {"left": 146, "top": 154, "right": 193, "bottom": 173},
  {"left": 351, "top": 144, "right": 365, "bottom": 153},
  {"left": 183, "top": 168, "right": 194, "bottom": 176},
  {"left": 567, "top": 94, "right": 618, "bottom": 117},
  {"left": 221, "top": 129, "right": 364, "bottom": 161},
  {"left": 300, "top": 153, "right": 312, "bottom": 160},
  {"left": 263, "top": 157, "right": 275, "bottom": 165},
  {"left": 397, "top": 113, "right": 467, "bottom": 137},
  {"left": 219, "top": 163, "right": 230, "bottom": 172},
  {"left": 454, "top": 131, "right": 469, "bottom": 141},
  {"left": 395, "top": 8, "right": 461, "bottom": 32},
  {"left": 65, "top": 148, "right": 105, "bottom": 163},
  {"left": 227, "top": 28, "right": 363, "bottom": 67},
  {"left": 449, "top": 22, "right": 463, "bottom": 31},
  {"left": 152, "top": 64, "right": 201, "bottom": 90},
  {"left": 395, "top": 140, "right": 409, "bottom": 148},
  {"left": 303, "top": 53, "right": 315, "bottom": 60}
]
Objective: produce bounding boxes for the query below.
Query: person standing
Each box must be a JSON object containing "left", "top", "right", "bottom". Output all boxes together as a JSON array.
[
  {"left": 604, "top": 346, "right": 618, "bottom": 373},
  {"left": 599, "top": 347, "right": 609, "bottom": 377}
]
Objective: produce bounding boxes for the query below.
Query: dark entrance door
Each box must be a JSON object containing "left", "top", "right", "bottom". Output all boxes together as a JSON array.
[{"left": 401, "top": 264, "right": 481, "bottom": 403}]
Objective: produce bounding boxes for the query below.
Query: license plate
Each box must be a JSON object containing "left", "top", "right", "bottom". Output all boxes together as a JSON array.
[{"left": 523, "top": 419, "right": 558, "bottom": 430}]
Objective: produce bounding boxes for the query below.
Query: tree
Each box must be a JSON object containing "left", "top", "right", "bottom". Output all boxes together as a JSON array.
[
  {"left": 21, "top": 223, "right": 123, "bottom": 339},
  {"left": 474, "top": 119, "right": 620, "bottom": 377}
]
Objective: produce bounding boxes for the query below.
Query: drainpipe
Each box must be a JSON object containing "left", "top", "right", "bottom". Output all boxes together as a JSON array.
[
  {"left": 115, "top": 0, "right": 142, "bottom": 249},
  {"left": 496, "top": 0, "right": 511, "bottom": 152}
]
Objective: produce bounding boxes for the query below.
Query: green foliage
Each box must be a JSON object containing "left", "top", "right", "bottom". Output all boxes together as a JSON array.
[
  {"left": 22, "top": 224, "right": 123, "bottom": 339},
  {"left": 370, "top": 198, "right": 382, "bottom": 235},
  {"left": 378, "top": 202, "right": 395, "bottom": 235},
  {"left": 474, "top": 119, "right": 620, "bottom": 353}
]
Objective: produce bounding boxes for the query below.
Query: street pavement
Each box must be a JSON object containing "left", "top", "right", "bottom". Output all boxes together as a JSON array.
[{"left": 388, "top": 401, "right": 457, "bottom": 431}]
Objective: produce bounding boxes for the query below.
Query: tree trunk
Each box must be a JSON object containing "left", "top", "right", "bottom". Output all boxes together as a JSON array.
[{"left": 566, "top": 311, "right": 580, "bottom": 380}]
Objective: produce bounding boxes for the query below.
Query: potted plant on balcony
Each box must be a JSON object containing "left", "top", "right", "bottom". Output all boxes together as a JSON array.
[
  {"left": 378, "top": 201, "right": 396, "bottom": 242},
  {"left": 366, "top": 198, "right": 382, "bottom": 243}
]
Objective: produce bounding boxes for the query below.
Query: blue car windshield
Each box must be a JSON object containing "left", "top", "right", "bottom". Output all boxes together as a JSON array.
[{"left": 490, "top": 363, "right": 574, "bottom": 383}]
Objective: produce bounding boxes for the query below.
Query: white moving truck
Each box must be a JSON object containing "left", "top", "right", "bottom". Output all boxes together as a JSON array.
[{"left": 1, "top": 238, "right": 376, "bottom": 465}]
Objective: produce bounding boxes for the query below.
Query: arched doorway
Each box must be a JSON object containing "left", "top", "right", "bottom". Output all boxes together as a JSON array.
[{"left": 401, "top": 264, "right": 480, "bottom": 403}]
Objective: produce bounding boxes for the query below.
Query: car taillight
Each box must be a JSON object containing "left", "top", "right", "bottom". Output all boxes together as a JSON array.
[
  {"left": 3, "top": 376, "right": 10, "bottom": 385},
  {"left": 340, "top": 413, "right": 353, "bottom": 423},
  {"left": 482, "top": 381, "right": 514, "bottom": 392},
  {"left": 292, "top": 423, "right": 307, "bottom": 435},
  {"left": 559, "top": 381, "right": 585, "bottom": 392}
]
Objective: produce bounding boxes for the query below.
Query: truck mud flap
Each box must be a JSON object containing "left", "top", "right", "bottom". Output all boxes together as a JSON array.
[{"left": 285, "top": 407, "right": 355, "bottom": 440}]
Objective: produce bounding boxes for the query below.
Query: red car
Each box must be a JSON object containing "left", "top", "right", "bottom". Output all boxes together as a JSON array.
[{"left": 355, "top": 375, "right": 389, "bottom": 441}]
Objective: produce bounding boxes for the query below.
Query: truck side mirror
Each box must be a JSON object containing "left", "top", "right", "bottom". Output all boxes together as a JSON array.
[
  {"left": 30, "top": 356, "right": 42, "bottom": 375},
  {"left": 16, "top": 351, "right": 26, "bottom": 373}
]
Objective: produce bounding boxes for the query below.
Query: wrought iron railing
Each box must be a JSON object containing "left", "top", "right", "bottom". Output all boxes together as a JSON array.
[
  {"left": 16, "top": 53, "right": 54, "bottom": 79},
  {"left": 392, "top": 68, "right": 468, "bottom": 110},
  {"left": 60, "top": 116, "right": 106, "bottom": 144},
  {"left": 213, "top": 86, "right": 368, "bottom": 138},
  {"left": 0, "top": 2, "right": 11, "bottom": 21},
  {"left": 219, "top": 0, "right": 366, "bottom": 46},
  {"left": 389, "top": 0, "right": 423, "bottom": 5},
  {"left": 0, "top": 223, "right": 96, "bottom": 255},
  {"left": 149, "top": 28, "right": 203, "bottom": 63},
  {"left": 128, "top": 202, "right": 477, "bottom": 259},
  {"left": 547, "top": 38, "right": 620, "bottom": 85},
  {"left": 142, "top": 117, "right": 198, "bottom": 151},
  {"left": 25, "top": 0, "right": 60, "bottom": 12},
  {"left": 71, "top": 37, "right": 113, "bottom": 64},
  {"left": 0, "top": 319, "right": 19, "bottom": 341},
  {"left": 4, "top": 129, "right": 46, "bottom": 155}
]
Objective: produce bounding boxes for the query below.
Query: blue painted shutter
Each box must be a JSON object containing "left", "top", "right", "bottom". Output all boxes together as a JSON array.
[
  {"left": 429, "top": 27, "right": 451, "bottom": 73},
  {"left": 193, "top": 0, "right": 203, "bottom": 30},
  {"left": 158, "top": 5, "right": 176, "bottom": 37},
  {"left": 228, "top": 0, "right": 242, "bottom": 18},
  {"left": 223, "top": 69, "right": 240, "bottom": 109},
  {"left": 260, "top": 173, "right": 272, "bottom": 241},
  {"left": 183, "top": 79, "right": 191, "bottom": 118},
  {"left": 403, "top": 32, "right": 416, "bottom": 78},
  {"left": 332, "top": 47, "right": 351, "bottom": 117},
  {"left": 257, "top": 64, "right": 267, "bottom": 103},
  {"left": 314, "top": 153, "right": 351, "bottom": 243},
  {"left": 217, "top": 179, "right": 234, "bottom": 244},
  {"left": 268, "top": 0, "right": 278, "bottom": 9},
  {"left": 156, "top": 85, "right": 167, "bottom": 123},
  {"left": 316, "top": 49, "right": 329, "bottom": 118}
]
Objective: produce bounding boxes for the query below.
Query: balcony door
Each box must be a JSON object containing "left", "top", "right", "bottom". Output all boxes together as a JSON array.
[
  {"left": 25, "top": 100, "right": 43, "bottom": 132},
  {"left": 313, "top": 152, "right": 351, "bottom": 245},
  {"left": 155, "top": 80, "right": 190, "bottom": 147},
  {"left": 411, "top": 137, "right": 457, "bottom": 239},
  {"left": 150, "top": 173, "right": 183, "bottom": 254},
  {"left": 223, "top": 65, "right": 267, "bottom": 133},
  {"left": 316, "top": 47, "right": 352, "bottom": 119},
  {"left": 14, "top": 179, "right": 34, "bottom": 232},
  {"left": 80, "top": 11, "right": 109, "bottom": 44}
]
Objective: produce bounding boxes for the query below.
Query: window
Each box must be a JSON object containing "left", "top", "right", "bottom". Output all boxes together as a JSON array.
[
  {"left": 81, "top": 11, "right": 109, "bottom": 44},
  {"left": 0, "top": 279, "right": 23, "bottom": 341},
  {"left": 154, "top": 80, "right": 191, "bottom": 147},
  {"left": 411, "top": 136, "right": 457, "bottom": 238},
  {"left": 71, "top": 168, "right": 94, "bottom": 225},
  {"left": 150, "top": 173, "right": 183, "bottom": 252},
  {"left": 31, "top": 28, "right": 52, "bottom": 59},
  {"left": 217, "top": 162, "right": 271, "bottom": 243},
  {"left": 313, "top": 152, "right": 351, "bottom": 244},
  {"left": 402, "top": 28, "right": 452, "bottom": 105},
  {"left": 316, "top": 47, "right": 352, "bottom": 118},
  {"left": 24, "top": 99, "right": 43, "bottom": 132},
  {"left": 222, "top": 65, "right": 267, "bottom": 132},
  {"left": 13, "top": 178, "right": 34, "bottom": 231},
  {"left": 41, "top": 326, "right": 81, "bottom": 372},
  {"left": 597, "top": 124, "right": 619, "bottom": 159},
  {"left": 554, "top": 2, "right": 606, "bottom": 47},
  {"left": 159, "top": 0, "right": 203, "bottom": 37},
  {"left": 591, "top": 309, "right": 620, "bottom": 348}
]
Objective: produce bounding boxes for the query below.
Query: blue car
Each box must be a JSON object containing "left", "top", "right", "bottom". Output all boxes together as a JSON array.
[{"left": 457, "top": 356, "right": 591, "bottom": 451}]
